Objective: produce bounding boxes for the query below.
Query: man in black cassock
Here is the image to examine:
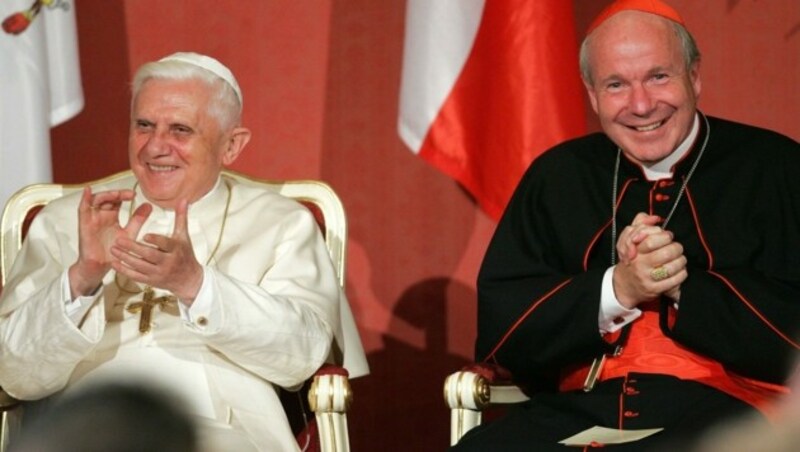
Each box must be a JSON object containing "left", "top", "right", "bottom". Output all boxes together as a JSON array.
[{"left": 452, "top": 0, "right": 800, "bottom": 450}]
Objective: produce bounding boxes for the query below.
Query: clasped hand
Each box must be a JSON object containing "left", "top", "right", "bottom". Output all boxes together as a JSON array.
[
  {"left": 69, "top": 187, "right": 203, "bottom": 303},
  {"left": 612, "top": 212, "right": 688, "bottom": 309}
]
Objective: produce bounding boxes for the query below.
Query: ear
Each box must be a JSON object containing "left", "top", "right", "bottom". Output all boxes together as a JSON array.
[
  {"left": 583, "top": 80, "right": 599, "bottom": 114},
  {"left": 221, "top": 127, "right": 252, "bottom": 166},
  {"left": 689, "top": 62, "right": 702, "bottom": 99}
]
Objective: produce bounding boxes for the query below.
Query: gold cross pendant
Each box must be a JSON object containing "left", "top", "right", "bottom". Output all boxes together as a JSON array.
[{"left": 126, "top": 287, "right": 177, "bottom": 334}]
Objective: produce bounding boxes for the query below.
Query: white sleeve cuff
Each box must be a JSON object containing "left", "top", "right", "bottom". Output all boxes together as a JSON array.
[
  {"left": 180, "top": 267, "right": 220, "bottom": 332},
  {"left": 599, "top": 266, "right": 641, "bottom": 334},
  {"left": 62, "top": 272, "right": 101, "bottom": 324}
]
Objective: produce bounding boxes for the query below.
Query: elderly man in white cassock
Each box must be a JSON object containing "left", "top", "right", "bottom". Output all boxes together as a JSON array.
[{"left": 0, "top": 52, "right": 368, "bottom": 451}]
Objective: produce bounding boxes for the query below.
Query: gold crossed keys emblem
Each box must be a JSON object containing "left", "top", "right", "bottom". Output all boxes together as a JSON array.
[{"left": 125, "top": 287, "right": 177, "bottom": 334}]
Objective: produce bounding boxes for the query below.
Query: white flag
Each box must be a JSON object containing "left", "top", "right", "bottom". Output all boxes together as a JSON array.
[{"left": 0, "top": 0, "right": 83, "bottom": 207}]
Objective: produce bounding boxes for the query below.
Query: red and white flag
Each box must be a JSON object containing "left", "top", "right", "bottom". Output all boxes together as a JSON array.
[
  {"left": 0, "top": 0, "right": 83, "bottom": 207},
  {"left": 399, "top": 0, "right": 586, "bottom": 220}
]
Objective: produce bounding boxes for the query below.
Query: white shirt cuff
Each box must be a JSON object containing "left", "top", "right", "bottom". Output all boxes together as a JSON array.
[
  {"left": 179, "top": 267, "right": 219, "bottom": 332},
  {"left": 62, "top": 271, "right": 101, "bottom": 324},
  {"left": 599, "top": 266, "right": 641, "bottom": 334}
]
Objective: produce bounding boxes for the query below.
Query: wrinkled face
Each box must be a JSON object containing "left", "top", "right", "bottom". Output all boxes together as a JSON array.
[
  {"left": 129, "top": 78, "right": 231, "bottom": 209},
  {"left": 584, "top": 12, "right": 701, "bottom": 165}
]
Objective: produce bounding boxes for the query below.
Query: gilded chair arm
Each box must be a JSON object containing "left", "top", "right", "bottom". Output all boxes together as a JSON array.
[
  {"left": 308, "top": 365, "right": 351, "bottom": 452},
  {"left": 444, "top": 363, "right": 529, "bottom": 445}
]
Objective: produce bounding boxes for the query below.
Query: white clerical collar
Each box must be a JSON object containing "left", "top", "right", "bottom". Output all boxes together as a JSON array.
[
  {"left": 189, "top": 176, "right": 224, "bottom": 211},
  {"left": 134, "top": 176, "right": 225, "bottom": 218},
  {"left": 642, "top": 113, "right": 700, "bottom": 180}
]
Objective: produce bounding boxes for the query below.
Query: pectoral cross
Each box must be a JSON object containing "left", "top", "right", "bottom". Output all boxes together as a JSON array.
[
  {"left": 126, "top": 287, "right": 177, "bottom": 334},
  {"left": 583, "top": 345, "right": 623, "bottom": 392}
]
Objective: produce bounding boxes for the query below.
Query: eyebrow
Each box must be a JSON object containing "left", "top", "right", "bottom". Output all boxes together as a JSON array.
[{"left": 597, "top": 64, "right": 678, "bottom": 85}]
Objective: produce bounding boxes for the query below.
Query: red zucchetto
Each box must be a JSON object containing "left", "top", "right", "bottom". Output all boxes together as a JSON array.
[{"left": 587, "top": 0, "right": 686, "bottom": 35}]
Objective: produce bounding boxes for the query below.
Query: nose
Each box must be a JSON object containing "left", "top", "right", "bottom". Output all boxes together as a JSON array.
[
  {"left": 628, "top": 83, "right": 655, "bottom": 116},
  {"left": 141, "top": 128, "right": 170, "bottom": 156}
]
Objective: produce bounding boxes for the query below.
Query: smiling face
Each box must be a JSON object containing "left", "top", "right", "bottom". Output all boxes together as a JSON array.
[
  {"left": 129, "top": 78, "right": 242, "bottom": 209},
  {"left": 583, "top": 11, "right": 701, "bottom": 165}
]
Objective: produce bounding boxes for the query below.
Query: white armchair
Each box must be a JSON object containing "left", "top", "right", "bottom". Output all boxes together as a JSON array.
[{"left": 444, "top": 363, "right": 530, "bottom": 446}]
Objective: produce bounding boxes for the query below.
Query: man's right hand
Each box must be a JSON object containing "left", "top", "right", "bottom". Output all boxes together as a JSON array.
[
  {"left": 68, "top": 187, "right": 152, "bottom": 298},
  {"left": 612, "top": 213, "right": 688, "bottom": 309}
]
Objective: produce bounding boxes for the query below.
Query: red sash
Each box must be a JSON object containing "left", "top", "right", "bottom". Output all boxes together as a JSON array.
[{"left": 559, "top": 309, "right": 789, "bottom": 418}]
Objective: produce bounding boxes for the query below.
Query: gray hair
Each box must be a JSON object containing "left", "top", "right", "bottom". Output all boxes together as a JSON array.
[
  {"left": 579, "top": 20, "right": 701, "bottom": 86},
  {"left": 131, "top": 60, "right": 242, "bottom": 131}
]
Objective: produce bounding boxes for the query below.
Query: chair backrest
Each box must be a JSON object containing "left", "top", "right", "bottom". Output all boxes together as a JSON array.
[
  {"left": 223, "top": 170, "right": 347, "bottom": 288},
  {"left": 1, "top": 169, "right": 347, "bottom": 288}
]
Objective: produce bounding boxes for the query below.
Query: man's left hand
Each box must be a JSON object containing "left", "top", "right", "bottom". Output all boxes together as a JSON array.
[{"left": 110, "top": 199, "right": 203, "bottom": 304}]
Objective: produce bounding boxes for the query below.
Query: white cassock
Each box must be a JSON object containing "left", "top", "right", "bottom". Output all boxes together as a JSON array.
[{"left": 0, "top": 173, "right": 368, "bottom": 452}]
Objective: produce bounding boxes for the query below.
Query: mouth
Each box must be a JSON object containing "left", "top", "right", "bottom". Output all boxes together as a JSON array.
[
  {"left": 147, "top": 163, "right": 179, "bottom": 173},
  {"left": 628, "top": 119, "right": 665, "bottom": 132}
]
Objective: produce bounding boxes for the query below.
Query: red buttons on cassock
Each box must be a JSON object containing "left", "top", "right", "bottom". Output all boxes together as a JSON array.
[
  {"left": 654, "top": 193, "right": 670, "bottom": 202},
  {"left": 625, "top": 386, "right": 639, "bottom": 395},
  {"left": 623, "top": 410, "right": 639, "bottom": 418}
]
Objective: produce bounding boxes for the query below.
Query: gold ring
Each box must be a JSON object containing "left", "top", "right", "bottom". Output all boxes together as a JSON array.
[{"left": 650, "top": 266, "right": 670, "bottom": 281}]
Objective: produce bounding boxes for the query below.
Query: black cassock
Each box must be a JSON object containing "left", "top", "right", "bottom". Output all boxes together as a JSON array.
[{"left": 456, "top": 114, "right": 800, "bottom": 451}]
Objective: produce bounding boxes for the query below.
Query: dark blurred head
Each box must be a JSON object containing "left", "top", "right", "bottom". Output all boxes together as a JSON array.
[{"left": 9, "top": 382, "right": 197, "bottom": 452}]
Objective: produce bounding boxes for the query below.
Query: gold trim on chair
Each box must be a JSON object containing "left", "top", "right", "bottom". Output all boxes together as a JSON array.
[{"left": 444, "top": 368, "right": 529, "bottom": 445}]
